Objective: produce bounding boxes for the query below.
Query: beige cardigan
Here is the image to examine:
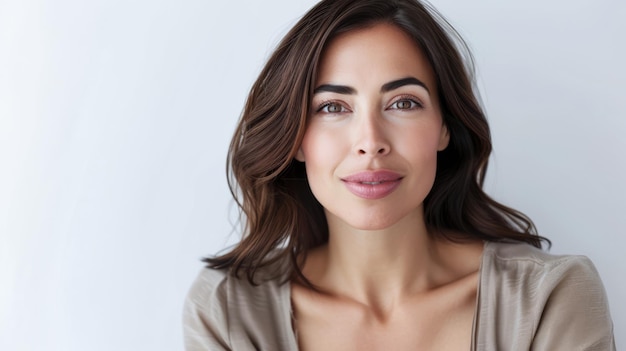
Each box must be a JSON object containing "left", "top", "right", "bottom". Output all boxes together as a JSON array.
[{"left": 183, "top": 242, "right": 615, "bottom": 350}]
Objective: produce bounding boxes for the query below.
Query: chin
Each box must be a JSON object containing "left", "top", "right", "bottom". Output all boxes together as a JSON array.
[
  {"left": 340, "top": 213, "right": 407, "bottom": 232},
  {"left": 325, "top": 203, "right": 425, "bottom": 232}
]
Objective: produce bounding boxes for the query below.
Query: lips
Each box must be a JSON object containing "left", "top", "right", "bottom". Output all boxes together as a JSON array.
[{"left": 341, "top": 170, "right": 403, "bottom": 199}]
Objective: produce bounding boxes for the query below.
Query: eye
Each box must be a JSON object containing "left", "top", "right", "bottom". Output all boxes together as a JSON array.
[
  {"left": 388, "top": 96, "right": 423, "bottom": 110},
  {"left": 317, "top": 101, "right": 348, "bottom": 114}
]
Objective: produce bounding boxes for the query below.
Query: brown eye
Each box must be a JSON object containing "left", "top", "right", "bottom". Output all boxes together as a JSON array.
[
  {"left": 397, "top": 100, "right": 412, "bottom": 109},
  {"left": 389, "top": 98, "right": 422, "bottom": 110}
]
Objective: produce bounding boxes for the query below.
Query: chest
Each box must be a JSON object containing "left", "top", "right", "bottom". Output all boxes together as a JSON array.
[{"left": 291, "top": 285, "right": 477, "bottom": 351}]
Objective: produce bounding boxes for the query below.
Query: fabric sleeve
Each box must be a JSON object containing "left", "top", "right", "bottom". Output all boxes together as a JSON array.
[
  {"left": 531, "top": 256, "right": 615, "bottom": 351},
  {"left": 182, "top": 269, "right": 231, "bottom": 351}
]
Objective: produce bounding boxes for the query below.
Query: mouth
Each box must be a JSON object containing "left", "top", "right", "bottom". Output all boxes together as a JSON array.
[
  {"left": 341, "top": 170, "right": 403, "bottom": 199},
  {"left": 341, "top": 170, "right": 403, "bottom": 184}
]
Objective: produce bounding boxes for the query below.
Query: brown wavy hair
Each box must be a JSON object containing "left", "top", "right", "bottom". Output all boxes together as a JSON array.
[{"left": 204, "top": 0, "right": 550, "bottom": 283}]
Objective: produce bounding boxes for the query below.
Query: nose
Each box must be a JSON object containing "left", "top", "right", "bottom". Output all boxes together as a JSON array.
[{"left": 353, "top": 111, "right": 391, "bottom": 156}]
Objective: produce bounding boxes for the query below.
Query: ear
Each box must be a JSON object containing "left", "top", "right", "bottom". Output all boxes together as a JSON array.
[
  {"left": 437, "top": 124, "right": 450, "bottom": 151},
  {"left": 295, "top": 147, "right": 305, "bottom": 162}
]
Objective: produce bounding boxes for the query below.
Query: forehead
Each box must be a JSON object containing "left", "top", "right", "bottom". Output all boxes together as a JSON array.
[{"left": 315, "top": 23, "right": 437, "bottom": 92}]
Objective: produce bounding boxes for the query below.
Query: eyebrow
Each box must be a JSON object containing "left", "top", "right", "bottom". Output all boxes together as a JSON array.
[
  {"left": 381, "top": 77, "right": 429, "bottom": 93},
  {"left": 313, "top": 84, "right": 356, "bottom": 95},
  {"left": 313, "top": 76, "right": 430, "bottom": 95}
]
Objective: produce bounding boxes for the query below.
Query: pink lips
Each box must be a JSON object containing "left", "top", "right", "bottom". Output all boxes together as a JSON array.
[{"left": 341, "top": 170, "right": 403, "bottom": 199}]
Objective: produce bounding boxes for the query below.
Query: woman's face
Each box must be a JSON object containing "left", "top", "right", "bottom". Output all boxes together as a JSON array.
[{"left": 296, "top": 23, "right": 449, "bottom": 231}]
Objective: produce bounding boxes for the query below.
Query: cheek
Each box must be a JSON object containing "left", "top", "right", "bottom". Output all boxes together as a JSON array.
[
  {"left": 300, "top": 128, "right": 342, "bottom": 197},
  {"left": 300, "top": 127, "right": 342, "bottom": 166},
  {"left": 397, "top": 125, "right": 445, "bottom": 159}
]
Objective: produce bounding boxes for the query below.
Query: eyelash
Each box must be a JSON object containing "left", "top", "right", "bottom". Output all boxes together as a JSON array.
[
  {"left": 315, "top": 100, "right": 348, "bottom": 114},
  {"left": 314, "top": 95, "right": 424, "bottom": 114},
  {"left": 388, "top": 95, "right": 424, "bottom": 110}
]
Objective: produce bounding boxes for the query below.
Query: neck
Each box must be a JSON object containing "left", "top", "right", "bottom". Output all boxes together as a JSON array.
[
  {"left": 334, "top": 213, "right": 432, "bottom": 285},
  {"left": 300, "top": 209, "right": 484, "bottom": 315}
]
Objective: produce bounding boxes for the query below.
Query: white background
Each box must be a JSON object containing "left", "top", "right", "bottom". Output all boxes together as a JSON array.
[{"left": 0, "top": 0, "right": 624, "bottom": 349}]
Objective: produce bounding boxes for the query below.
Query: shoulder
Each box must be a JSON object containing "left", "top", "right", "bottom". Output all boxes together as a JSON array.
[
  {"left": 183, "top": 259, "right": 295, "bottom": 350},
  {"left": 184, "top": 267, "right": 231, "bottom": 316},
  {"left": 482, "top": 241, "right": 610, "bottom": 308},
  {"left": 183, "top": 267, "right": 233, "bottom": 350},
  {"left": 185, "top": 264, "right": 288, "bottom": 311},
  {"left": 476, "top": 241, "right": 615, "bottom": 350},
  {"left": 484, "top": 240, "right": 599, "bottom": 276}
]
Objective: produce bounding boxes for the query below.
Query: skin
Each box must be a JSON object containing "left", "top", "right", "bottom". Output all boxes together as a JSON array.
[{"left": 291, "top": 23, "right": 484, "bottom": 350}]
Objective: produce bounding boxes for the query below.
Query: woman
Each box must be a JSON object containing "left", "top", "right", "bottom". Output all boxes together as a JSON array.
[{"left": 184, "top": 0, "right": 615, "bottom": 350}]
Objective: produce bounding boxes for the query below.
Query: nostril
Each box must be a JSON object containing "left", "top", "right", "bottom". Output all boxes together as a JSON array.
[{"left": 357, "top": 145, "right": 389, "bottom": 155}]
